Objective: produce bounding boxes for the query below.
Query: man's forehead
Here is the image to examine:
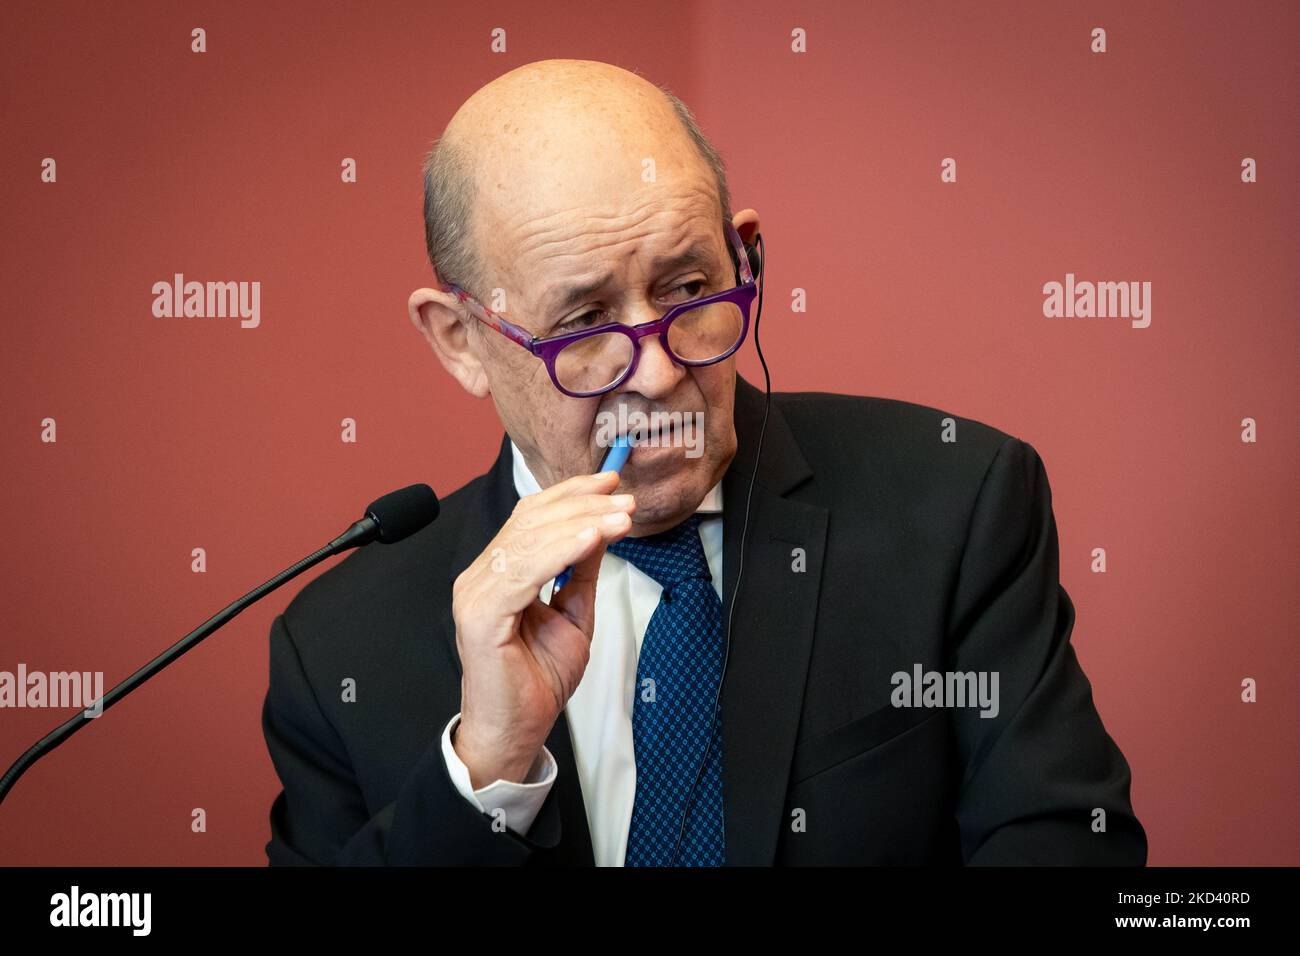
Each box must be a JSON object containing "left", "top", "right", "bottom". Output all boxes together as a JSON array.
[
  {"left": 535, "top": 228, "right": 722, "bottom": 315},
  {"left": 490, "top": 175, "right": 719, "bottom": 270}
]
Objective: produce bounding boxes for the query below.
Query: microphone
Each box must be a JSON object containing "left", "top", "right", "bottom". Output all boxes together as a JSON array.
[
  {"left": 329, "top": 482, "right": 441, "bottom": 549},
  {"left": 0, "top": 484, "right": 440, "bottom": 806}
]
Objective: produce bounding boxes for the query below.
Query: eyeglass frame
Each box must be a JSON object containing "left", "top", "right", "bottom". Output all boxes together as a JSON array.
[{"left": 438, "top": 219, "right": 759, "bottom": 398}]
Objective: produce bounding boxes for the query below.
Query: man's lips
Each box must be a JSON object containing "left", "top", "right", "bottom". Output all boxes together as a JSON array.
[
  {"left": 590, "top": 407, "right": 703, "bottom": 469},
  {"left": 624, "top": 418, "right": 680, "bottom": 446}
]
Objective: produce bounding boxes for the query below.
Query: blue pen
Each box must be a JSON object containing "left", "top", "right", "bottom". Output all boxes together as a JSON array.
[{"left": 552, "top": 435, "right": 632, "bottom": 593}]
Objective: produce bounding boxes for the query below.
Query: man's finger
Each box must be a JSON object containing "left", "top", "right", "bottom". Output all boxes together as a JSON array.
[
  {"left": 520, "top": 468, "right": 621, "bottom": 510},
  {"left": 470, "top": 511, "right": 632, "bottom": 620},
  {"left": 515, "top": 492, "right": 634, "bottom": 530}
]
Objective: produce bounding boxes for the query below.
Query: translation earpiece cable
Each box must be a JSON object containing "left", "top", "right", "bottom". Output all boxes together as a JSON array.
[{"left": 670, "top": 230, "right": 768, "bottom": 866}]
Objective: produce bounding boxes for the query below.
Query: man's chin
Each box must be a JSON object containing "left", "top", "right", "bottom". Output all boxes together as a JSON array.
[{"left": 621, "top": 458, "right": 711, "bottom": 533}]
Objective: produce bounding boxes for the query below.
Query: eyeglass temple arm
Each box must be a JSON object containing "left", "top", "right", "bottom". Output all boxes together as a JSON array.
[
  {"left": 725, "top": 219, "right": 755, "bottom": 286},
  {"left": 441, "top": 283, "right": 539, "bottom": 350}
]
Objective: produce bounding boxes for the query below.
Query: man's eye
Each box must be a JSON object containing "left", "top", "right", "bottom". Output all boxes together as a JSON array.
[
  {"left": 553, "top": 281, "right": 705, "bottom": 334},
  {"left": 555, "top": 311, "right": 607, "bottom": 334}
]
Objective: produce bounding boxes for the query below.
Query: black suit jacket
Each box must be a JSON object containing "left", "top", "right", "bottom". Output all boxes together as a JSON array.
[{"left": 262, "top": 374, "right": 1146, "bottom": 865}]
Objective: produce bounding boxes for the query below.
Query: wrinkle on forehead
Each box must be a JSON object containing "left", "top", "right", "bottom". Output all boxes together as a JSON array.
[
  {"left": 480, "top": 130, "right": 714, "bottom": 237},
  {"left": 509, "top": 201, "right": 723, "bottom": 329},
  {"left": 512, "top": 181, "right": 719, "bottom": 266}
]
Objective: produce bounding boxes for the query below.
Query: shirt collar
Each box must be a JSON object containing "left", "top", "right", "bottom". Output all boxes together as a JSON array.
[{"left": 510, "top": 441, "right": 723, "bottom": 514}]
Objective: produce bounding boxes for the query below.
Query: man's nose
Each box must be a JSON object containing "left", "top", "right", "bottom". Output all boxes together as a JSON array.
[{"left": 621, "top": 329, "right": 684, "bottom": 401}]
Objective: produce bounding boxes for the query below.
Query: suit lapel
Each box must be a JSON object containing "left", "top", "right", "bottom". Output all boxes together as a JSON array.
[
  {"left": 719, "top": 375, "right": 827, "bottom": 865},
  {"left": 438, "top": 373, "right": 827, "bottom": 866}
]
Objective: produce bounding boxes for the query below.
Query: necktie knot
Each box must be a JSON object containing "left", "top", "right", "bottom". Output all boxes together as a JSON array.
[{"left": 606, "top": 513, "right": 712, "bottom": 592}]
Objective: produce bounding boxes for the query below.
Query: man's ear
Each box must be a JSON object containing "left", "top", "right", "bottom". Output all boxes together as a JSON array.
[
  {"left": 408, "top": 287, "right": 491, "bottom": 398},
  {"left": 731, "top": 208, "right": 760, "bottom": 247}
]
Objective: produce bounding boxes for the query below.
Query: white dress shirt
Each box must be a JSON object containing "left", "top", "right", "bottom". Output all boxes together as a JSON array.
[{"left": 439, "top": 441, "right": 724, "bottom": 865}]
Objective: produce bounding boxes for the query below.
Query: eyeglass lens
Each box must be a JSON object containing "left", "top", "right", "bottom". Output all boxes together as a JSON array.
[{"left": 552, "top": 300, "right": 745, "bottom": 394}]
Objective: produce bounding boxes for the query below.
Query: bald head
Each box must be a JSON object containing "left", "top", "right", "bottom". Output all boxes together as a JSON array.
[{"left": 422, "top": 59, "right": 730, "bottom": 296}]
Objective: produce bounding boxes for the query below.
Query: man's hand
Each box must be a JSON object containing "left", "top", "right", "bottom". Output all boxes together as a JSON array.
[{"left": 451, "top": 469, "right": 634, "bottom": 789}]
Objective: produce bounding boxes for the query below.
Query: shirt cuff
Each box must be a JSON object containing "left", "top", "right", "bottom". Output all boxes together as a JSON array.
[{"left": 439, "top": 712, "right": 557, "bottom": 836}]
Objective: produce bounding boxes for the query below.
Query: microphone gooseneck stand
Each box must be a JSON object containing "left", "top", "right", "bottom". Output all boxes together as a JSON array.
[{"left": 0, "top": 483, "right": 440, "bottom": 806}]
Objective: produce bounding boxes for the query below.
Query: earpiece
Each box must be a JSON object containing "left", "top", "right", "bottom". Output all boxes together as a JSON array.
[{"left": 744, "top": 241, "right": 762, "bottom": 282}]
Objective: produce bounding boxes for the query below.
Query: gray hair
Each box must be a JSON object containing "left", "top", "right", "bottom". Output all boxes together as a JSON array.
[{"left": 420, "top": 85, "right": 732, "bottom": 299}]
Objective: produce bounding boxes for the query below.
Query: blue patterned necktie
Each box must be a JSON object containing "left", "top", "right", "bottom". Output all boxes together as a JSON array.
[{"left": 607, "top": 513, "right": 726, "bottom": 866}]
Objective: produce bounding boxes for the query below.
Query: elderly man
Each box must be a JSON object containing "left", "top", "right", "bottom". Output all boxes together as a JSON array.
[{"left": 262, "top": 59, "right": 1146, "bottom": 866}]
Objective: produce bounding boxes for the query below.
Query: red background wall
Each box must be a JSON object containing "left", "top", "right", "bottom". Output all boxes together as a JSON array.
[{"left": 1, "top": 0, "right": 1296, "bottom": 865}]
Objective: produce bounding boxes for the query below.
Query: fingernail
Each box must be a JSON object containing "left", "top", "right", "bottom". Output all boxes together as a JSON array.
[
  {"left": 611, "top": 494, "right": 634, "bottom": 507},
  {"left": 603, "top": 511, "right": 629, "bottom": 528}
]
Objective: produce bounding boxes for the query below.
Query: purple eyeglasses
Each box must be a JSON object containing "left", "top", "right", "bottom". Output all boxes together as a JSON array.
[{"left": 439, "top": 220, "right": 759, "bottom": 398}]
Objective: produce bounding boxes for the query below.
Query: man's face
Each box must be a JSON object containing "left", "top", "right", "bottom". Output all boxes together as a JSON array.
[{"left": 472, "top": 176, "right": 739, "bottom": 535}]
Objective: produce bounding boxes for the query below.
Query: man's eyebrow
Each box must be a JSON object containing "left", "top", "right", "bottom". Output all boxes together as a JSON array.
[{"left": 542, "top": 240, "right": 719, "bottom": 318}]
